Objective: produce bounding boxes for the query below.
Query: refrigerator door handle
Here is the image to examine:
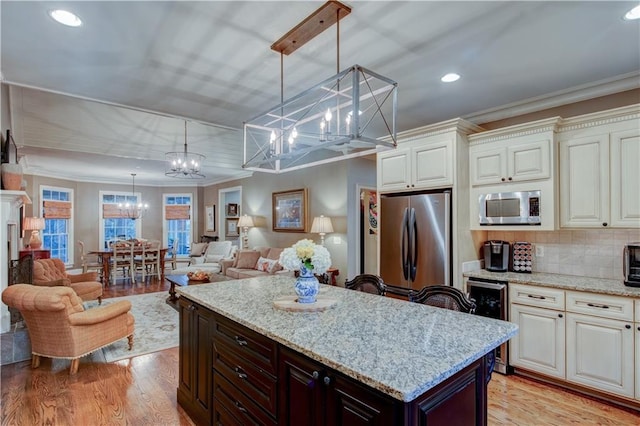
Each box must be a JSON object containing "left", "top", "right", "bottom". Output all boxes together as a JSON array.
[
  {"left": 401, "top": 207, "right": 409, "bottom": 281},
  {"left": 443, "top": 192, "right": 451, "bottom": 286},
  {"left": 409, "top": 207, "right": 417, "bottom": 282}
]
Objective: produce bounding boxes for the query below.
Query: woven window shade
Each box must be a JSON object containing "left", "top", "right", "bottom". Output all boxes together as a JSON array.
[
  {"left": 43, "top": 200, "right": 72, "bottom": 219},
  {"left": 103, "top": 204, "right": 126, "bottom": 219},
  {"left": 166, "top": 205, "right": 190, "bottom": 220}
]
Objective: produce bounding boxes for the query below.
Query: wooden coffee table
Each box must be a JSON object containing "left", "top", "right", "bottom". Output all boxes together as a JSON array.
[{"left": 166, "top": 274, "right": 211, "bottom": 309}]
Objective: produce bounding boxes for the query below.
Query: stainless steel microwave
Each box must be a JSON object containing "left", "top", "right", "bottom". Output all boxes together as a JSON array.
[{"left": 479, "top": 190, "right": 541, "bottom": 226}]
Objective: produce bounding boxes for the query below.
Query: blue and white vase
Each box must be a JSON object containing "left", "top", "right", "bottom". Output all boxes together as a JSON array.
[{"left": 295, "top": 264, "right": 319, "bottom": 304}]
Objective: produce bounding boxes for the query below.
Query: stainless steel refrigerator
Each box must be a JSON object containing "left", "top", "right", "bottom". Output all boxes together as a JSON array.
[{"left": 380, "top": 191, "right": 451, "bottom": 290}]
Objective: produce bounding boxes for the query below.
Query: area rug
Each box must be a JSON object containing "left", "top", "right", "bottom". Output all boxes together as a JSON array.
[{"left": 86, "top": 292, "right": 178, "bottom": 362}]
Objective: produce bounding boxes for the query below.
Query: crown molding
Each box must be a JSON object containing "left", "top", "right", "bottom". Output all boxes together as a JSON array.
[
  {"left": 558, "top": 103, "right": 640, "bottom": 132},
  {"left": 468, "top": 117, "right": 561, "bottom": 145},
  {"left": 464, "top": 71, "right": 640, "bottom": 125},
  {"left": 390, "top": 118, "right": 484, "bottom": 145}
]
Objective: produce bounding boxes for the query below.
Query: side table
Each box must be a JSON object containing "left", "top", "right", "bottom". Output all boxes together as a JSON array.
[{"left": 19, "top": 249, "right": 50, "bottom": 261}]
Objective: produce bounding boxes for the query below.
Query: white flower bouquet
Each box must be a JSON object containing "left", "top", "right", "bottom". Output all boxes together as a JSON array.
[{"left": 279, "top": 239, "right": 331, "bottom": 274}]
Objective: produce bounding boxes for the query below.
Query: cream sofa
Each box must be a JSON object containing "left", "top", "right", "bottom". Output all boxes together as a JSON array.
[
  {"left": 172, "top": 241, "right": 236, "bottom": 275},
  {"left": 221, "top": 247, "right": 292, "bottom": 279}
]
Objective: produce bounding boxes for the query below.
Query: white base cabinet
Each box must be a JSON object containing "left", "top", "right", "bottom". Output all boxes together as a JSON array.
[
  {"left": 509, "top": 303, "right": 565, "bottom": 379},
  {"left": 566, "top": 312, "right": 634, "bottom": 398}
]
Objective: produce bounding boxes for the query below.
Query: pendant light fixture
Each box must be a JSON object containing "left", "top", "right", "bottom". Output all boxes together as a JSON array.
[
  {"left": 119, "top": 173, "right": 148, "bottom": 220},
  {"left": 243, "top": 1, "right": 397, "bottom": 173},
  {"left": 165, "top": 120, "right": 205, "bottom": 179}
]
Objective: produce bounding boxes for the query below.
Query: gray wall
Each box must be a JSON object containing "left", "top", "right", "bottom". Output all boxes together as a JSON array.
[{"left": 205, "top": 157, "right": 376, "bottom": 282}]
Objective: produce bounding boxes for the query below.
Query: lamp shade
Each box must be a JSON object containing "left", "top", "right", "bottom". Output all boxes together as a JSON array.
[
  {"left": 238, "top": 215, "right": 254, "bottom": 228},
  {"left": 23, "top": 217, "right": 45, "bottom": 231},
  {"left": 310, "top": 215, "right": 333, "bottom": 234}
]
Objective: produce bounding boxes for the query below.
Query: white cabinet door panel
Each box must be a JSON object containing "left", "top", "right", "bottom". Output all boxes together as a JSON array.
[
  {"left": 610, "top": 129, "right": 640, "bottom": 227},
  {"left": 566, "top": 313, "right": 634, "bottom": 398},
  {"left": 508, "top": 139, "right": 550, "bottom": 182},
  {"left": 412, "top": 140, "right": 453, "bottom": 188},
  {"left": 510, "top": 304, "right": 565, "bottom": 378},
  {"left": 470, "top": 147, "right": 506, "bottom": 186},
  {"left": 378, "top": 149, "right": 410, "bottom": 191},
  {"left": 559, "top": 134, "right": 609, "bottom": 227}
]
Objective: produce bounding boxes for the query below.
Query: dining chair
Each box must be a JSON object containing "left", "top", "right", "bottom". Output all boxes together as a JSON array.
[
  {"left": 135, "top": 240, "right": 161, "bottom": 281},
  {"left": 110, "top": 240, "right": 135, "bottom": 285},
  {"left": 344, "top": 274, "right": 386, "bottom": 296},
  {"left": 77, "top": 240, "right": 103, "bottom": 281},
  {"left": 408, "top": 285, "right": 476, "bottom": 314}
]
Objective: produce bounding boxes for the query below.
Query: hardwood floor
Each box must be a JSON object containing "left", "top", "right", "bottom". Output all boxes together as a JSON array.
[{"left": 2, "top": 279, "right": 639, "bottom": 425}]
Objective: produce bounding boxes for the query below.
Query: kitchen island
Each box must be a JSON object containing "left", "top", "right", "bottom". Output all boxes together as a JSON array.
[{"left": 176, "top": 275, "right": 518, "bottom": 425}]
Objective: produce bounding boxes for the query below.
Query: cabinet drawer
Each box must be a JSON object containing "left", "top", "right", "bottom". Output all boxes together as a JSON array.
[
  {"left": 214, "top": 337, "right": 278, "bottom": 417},
  {"left": 566, "top": 291, "right": 633, "bottom": 321},
  {"left": 213, "top": 316, "right": 278, "bottom": 375},
  {"left": 509, "top": 284, "right": 565, "bottom": 310},
  {"left": 213, "top": 372, "right": 277, "bottom": 426}
]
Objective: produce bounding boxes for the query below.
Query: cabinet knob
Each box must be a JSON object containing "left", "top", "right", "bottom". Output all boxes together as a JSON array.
[
  {"left": 626, "top": 324, "right": 631, "bottom": 329},
  {"left": 312, "top": 371, "right": 320, "bottom": 380},
  {"left": 411, "top": 184, "right": 415, "bottom": 187},
  {"left": 602, "top": 222, "right": 608, "bottom": 227},
  {"left": 234, "top": 335, "right": 248, "bottom": 346},
  {"left": 323, "top": 376, "right": 331, "bottom": 386},
  {"left": 406, "top": 185, "right": 410, "bottom": 188},
  {"left": 501, "top": 178, "right": 506, "bottom": 182},
  {"left": 508, "top": 177, "right": 512, "bottom": 181},
  {"left": 235, "top": 401, "right": 248, "bottom": 414},
  {"left": 558, "top": 314, "right": 563, "bottom": 318},
  {"left": 187, "top": 304, "right": 196, "bottom": 311}
]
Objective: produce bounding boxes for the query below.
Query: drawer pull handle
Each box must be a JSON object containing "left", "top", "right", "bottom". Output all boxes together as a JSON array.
[
  {"left": 235, "top": 401, "right": 248, "bottom": 414},
  {"left": 527, "top": 294, "right": 546, "bottom": 300},
  {"left": 234, "top": 336, "right": 248, "bottom": 346},
  {"left": 587, "top": 303, "right": 609, "bottom": 309},
  {"left": 234, "top": 366, "right": 248, "bottom": 380}
]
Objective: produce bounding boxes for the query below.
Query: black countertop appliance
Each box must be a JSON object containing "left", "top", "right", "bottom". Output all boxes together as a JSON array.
[{"left": 484, "top": 240, "right": 509, "bottom": 272}]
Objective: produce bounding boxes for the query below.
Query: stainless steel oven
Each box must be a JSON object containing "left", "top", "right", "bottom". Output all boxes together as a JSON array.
[{"left": 466, "top": 277, "right": 509, "bottom": 374}]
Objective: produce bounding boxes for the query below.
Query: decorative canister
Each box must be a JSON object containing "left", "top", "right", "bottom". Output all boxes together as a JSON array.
[
  {"left": 294, "top": 264, "right": 319, "bottom": 304},
  {"left": 1, "top": 163, "right": 23, "bottom": 190}
]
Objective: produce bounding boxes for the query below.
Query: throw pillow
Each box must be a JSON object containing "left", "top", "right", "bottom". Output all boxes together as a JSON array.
[
  {"left": 235, "top": 250, "right": 261, "bottom": 269},
  {"left": 255, "top": 256, "right": 277, "bottom": 273},
  {"left": 190, "top": 242, "right": 208, "bottom": 257},
  {"left": 205, "top": 254, "right": 225, "bottom": 264},
  {"left": 270, "top": 262, "right": 284, "bottom": 274}
]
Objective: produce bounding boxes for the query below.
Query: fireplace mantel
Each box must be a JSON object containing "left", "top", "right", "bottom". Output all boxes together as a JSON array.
[{"left": 1, "top": 190, "right": 31, "bottom": 333}]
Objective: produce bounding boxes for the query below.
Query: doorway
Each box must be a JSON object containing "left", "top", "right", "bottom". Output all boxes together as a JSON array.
[
  {"left": 218, "top": 186, "right": 242, "bottom": 245},
  {"left": 356, "top": 186, "right": 378, "bottom": 275}
]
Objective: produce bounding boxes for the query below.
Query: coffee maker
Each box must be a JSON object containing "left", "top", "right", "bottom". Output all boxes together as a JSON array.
[
  {"left": 484, "top": 240, "right": 510, "bottom": 272},
  {"left": 624, "top": 243, "right": 640, "bottom": 287}
]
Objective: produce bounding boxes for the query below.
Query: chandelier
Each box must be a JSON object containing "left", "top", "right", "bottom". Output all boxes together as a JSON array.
[
  {"left": 243, "top": 1, "right": 397, "bottom": 173},
  {"left": 119, "top": 173, "right": 148, "bottom": 220},
  {"left": 165, "top": 120, "right": 205, "bottom": 179}
]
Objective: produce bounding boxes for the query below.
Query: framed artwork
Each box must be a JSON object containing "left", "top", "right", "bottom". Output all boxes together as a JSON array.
[
  {"left": 206, "top": 205, "right": 216, "bottom": 232},
  {"left": 272, "top": 188, "right": 308, "bottom": 232},
  {"left": 226, "top": 203, "right": 238, "bottom": 217},
  {"left": 226, "top": 218, "right": 239, "bottom": 237}
]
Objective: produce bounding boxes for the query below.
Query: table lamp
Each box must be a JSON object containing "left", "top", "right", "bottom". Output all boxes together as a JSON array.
[
  {"left": 237, "top": 214, "right": 254, "bottom": 249},
  {"left": 24, "top": 217, "right": 46, "bottom": 249},
  {"left": 310, "top": 215, "right": 333, "bottom": 246}
]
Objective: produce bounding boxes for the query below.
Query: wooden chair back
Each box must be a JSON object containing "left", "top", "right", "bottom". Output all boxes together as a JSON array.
[
  {"left": 409, "top": 285, "right": 476, "bottom": 314},
  {"left": 344, "top": 274, "right": 386, "bottom": 296}
]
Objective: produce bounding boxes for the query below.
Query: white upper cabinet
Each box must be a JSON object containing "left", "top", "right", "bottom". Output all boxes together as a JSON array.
[
  {"left": 559, "top": 104, "right": 640, "bottom": 228},
  {"left": 470, "top": 138, "right": 550, "bottom": 186}
]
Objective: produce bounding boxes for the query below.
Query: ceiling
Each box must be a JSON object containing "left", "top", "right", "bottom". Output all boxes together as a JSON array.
[{"left": 2, "top": 1, "right": 639, "bottom": 186}]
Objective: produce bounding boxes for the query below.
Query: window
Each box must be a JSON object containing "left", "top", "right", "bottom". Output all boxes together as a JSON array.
[
  {"left": 41, "top": 186, "right": 73, "bottom": 264},
  {"left": 100, "top": 191, "right": 142, "bottom": 249},
  {"left": 164, "top": 194, "right": 193, "bottom": 257}
]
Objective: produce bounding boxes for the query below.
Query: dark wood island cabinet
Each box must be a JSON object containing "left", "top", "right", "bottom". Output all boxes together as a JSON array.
[{"left": 176, "top": 276, "right": 517, "bottom": 426}]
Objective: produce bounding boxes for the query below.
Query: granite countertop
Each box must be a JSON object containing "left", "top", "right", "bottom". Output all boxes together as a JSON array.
[
  {"left": 464, "top": 270, "right": 640, "bottom": 297},
  {"left": 177, "top": 276, "right": 517, "bottom": 402}
]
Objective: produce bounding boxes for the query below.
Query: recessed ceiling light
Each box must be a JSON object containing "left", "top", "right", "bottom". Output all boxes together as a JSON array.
[
  {"left": 624, "top": 5, "right": 640, "bottom": 20},
  {"left": 441, "top": 73, "right": 461, "bottom": 83},
  {"left": 49, "top": 9, "right": 82, "bottom": 27}
]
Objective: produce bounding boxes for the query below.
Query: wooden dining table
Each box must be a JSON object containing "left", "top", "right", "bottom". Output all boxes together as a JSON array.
[{"left": 89, "top": 247, "right": 169, "bottom": 285}]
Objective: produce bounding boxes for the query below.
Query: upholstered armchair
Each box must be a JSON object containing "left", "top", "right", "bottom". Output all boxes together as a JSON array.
[
  {"left": 1, "top": 284, "right": 134, "bottom": 374},
  {"left": 32, "top": 258, "right": 103, "bottom": 304}
]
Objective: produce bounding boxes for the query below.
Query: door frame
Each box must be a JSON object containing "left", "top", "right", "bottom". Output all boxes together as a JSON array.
[{"left": 355, "top": 184, "right": 377, "bottom": 275}]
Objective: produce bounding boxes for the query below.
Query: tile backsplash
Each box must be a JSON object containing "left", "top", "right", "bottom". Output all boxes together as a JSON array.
[{"left": 486, "top": 229, "right": 640, "bottom": 281}]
